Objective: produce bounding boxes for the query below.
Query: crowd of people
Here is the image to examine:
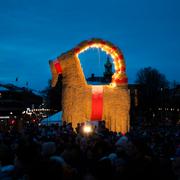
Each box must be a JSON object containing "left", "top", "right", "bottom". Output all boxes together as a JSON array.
[{"left": 0, "top": 121, "right": 180, "bottom": 180}]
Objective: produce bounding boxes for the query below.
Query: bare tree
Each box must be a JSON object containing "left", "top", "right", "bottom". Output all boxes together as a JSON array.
[{"left": 136, "top": 67, "right": 169, "bottom": 124}]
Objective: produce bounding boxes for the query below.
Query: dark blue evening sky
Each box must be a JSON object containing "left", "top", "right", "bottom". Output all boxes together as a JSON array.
[{"left": 0, "top": 0, "right": 179, "bottom": 90}]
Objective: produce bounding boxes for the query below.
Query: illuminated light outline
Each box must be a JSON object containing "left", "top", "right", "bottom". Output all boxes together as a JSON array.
[{"left": 73, "top": 39, "right": 128, "bottom": 86}]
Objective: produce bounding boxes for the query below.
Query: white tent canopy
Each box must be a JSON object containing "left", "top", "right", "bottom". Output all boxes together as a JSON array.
[{"left": 41, "top": 111, "right": 62, "bottom": 126}]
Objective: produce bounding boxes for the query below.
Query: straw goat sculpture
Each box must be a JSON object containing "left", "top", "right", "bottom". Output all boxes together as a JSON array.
[{"left": 49, "top": 38, "right": 130, "bottom": 133}]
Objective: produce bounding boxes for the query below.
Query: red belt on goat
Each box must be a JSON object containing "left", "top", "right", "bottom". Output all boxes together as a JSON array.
[
  {"left": 54, "top": 60, "right": 103, "bottom": 121},
  {"left": 54, "top": 60, "right": 62, "bottom": 74},
  {"left": 91, "top": 86, "right": 103, "bottom": 121}
]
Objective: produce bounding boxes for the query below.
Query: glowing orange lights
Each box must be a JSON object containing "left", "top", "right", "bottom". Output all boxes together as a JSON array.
[{"left": 73, "top": 38, "right": 128, "bottom": 86}]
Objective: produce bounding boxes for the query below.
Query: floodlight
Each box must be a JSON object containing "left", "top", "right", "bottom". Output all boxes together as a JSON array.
[{"left": 83, "top": 124, "right": 93, "bottom": 134}]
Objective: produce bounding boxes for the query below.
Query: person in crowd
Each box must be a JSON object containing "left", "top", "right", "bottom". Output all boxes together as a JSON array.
[{"left": 0, "top": 119, "right": 179, "bottom": 179}]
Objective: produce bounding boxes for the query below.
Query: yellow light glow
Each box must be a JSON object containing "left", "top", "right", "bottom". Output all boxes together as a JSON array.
[
  {"left": 110, "top": 82, "right": 117, "bottom": 88},
  {"left": 74, "top": 39, "right": 127, "bottom": 85},
  {"left": 83, "top": 124, "right": 93, "bottom": 134}
]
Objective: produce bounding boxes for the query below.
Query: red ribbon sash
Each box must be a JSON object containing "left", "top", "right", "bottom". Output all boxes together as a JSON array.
[
  {"left": 54, "top": 60, "right": 62, "bottom": 74},
  {"left": 91, "top": 86, "right": 103, "bottom": 121}
]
